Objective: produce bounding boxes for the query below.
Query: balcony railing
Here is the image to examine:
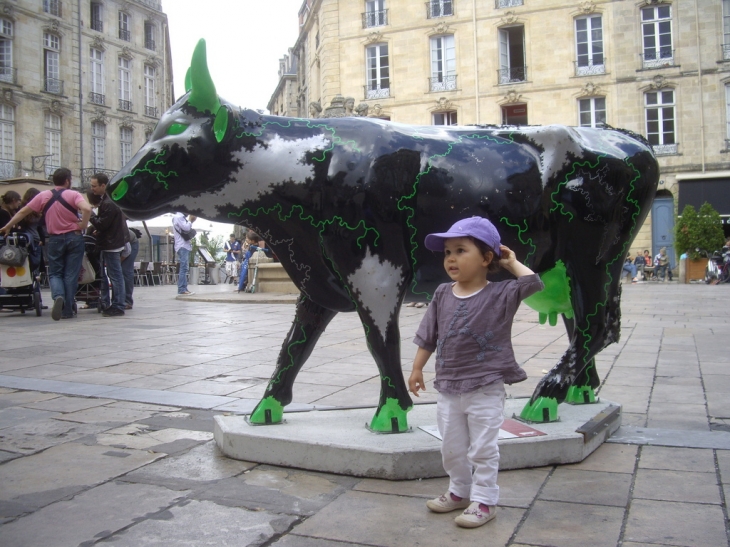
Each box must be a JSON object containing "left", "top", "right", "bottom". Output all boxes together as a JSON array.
[
  {"left": 89, "top": 92, "right": 105, "bottom": 105},
  {"left": 723, "top": 44, "right": 730, "bottom": 61},
  {"left": 641, "top": 48, "right": 674, "bottom": 69},
  {"left": 0, "top": 159, "right": 21, "bottom": 180},
  {"left": 0, "top": 67, "right": 16, "bottom": 84},
  {"left": 119, "top": 28, "right": 131, "bottom": 41},
  {"left": 426, "top": 1, "right": 453, "bottom": 18},
  {"left": 145, "top": 38, "right": 156, "bottom": 51},
  {"left": 725, "top": 139, "right": 730, "bottom": 152},
  {"left": 81, "top": 168, "right": 118, "bottom": 185},
  {"left": 43, "top": 0, "right": 62, "bottom": 17},
  {"left": 498, "top": 66, "right": 527, "bottom": 84},
  {"left": 429, "top": 74, "right": 457, "bottom": 92},
  {"left": 118, "top": 99, "right": 132, "bottom": 111},
  {"left": 575, "top": 58, "right": 606, "bottom": 77},
  {"left": 44, "top": 77, "right": 64, "bottom": 95},
  {"left": 362, "top": 9, "right": 387, "bottom": 28},
  {"left": 364, "top": 84, "right": 390, "bottom": 100},
  {"left": 91, "top": 19, "right": 103, "bottom": 32},
  {"left": 137, "top": 0, "right": 162, "bottom": 11},
  {"left": 495, "top": 0, "right": 523, "bottom": 8},
  {"left": 652, "top": 143, "right": 678, "bottom": 156},
  {"left": 144, "top": 105, "right": 158, "bottom": 117}
]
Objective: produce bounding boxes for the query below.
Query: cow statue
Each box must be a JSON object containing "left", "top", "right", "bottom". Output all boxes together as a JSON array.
[{"left": 109, "top": 40, "right": 659, "bottom": 432}]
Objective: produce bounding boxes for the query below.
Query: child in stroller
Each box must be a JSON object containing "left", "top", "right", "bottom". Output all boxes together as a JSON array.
[{"left": 0, "top": 231, "right": 43, "bottom": 316}]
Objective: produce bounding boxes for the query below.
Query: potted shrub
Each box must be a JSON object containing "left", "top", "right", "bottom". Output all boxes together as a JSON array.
[{"left": 674, "top": 202, "right": 725, "bottom": 282}]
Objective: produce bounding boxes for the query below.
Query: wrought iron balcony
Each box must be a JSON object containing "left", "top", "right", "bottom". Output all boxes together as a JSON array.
[
  {"left": 652, "top": 143, "right": 678, "bottom": 156},
  {"left": 81, "top": 168, "right": 118, "bottom": 185},
  {"left": 575, "top": 58, "right": 606, "bottom": 77},
  {"left": 429, "top": 74, "right": 457, "bottom": 92},
  {"left": 44, "top": 0, "right": 62, "bottom": 17},
  {"left": 119, "top": 28, "right": 131, "bottom": 42},
  {"left": 725, "top": 139, "right": 730, "bottom": 152},
  {"left": 362, "top": 9, "right": 387, "bottom": 28},
  {"left": 641, "top": 48, "right": 674, "bottom": 69},
  {"left": 364, "top": 84, "right": 390, "bottom": 100},
  {"left": 118, "top": 99, "right": 132, "bottom": 111},
  {"left": 44, "top": 77, "right": 64, "bottom": 95},
  {"left": 0, "top": 159, "right": 21, "bottom": 180},
  {"left": 0, "top": 67, "right": 16, "bottom": 84},
  {"left": 723, "top": 44, "right": 730, "bottom": 61},
  {"left": 91, "top": 19, "right": 103, "bottom": 32},
  {"left": 145, "top": 38, "right": 156, "bottom": 51},
  {"left": 144, "top": 105, "right": 158, "bottom": 117},
  {"left": 495, "top": 0, "right": 523, "bottom": 8},
  {"left": 498, "top": 66, "right": 527, "bottom": 84},
  {"left": 426, "top": 0, "right": 453, "bottom": 18},
  {"left": 89, "top": 92, "right": 105, "bottom": 105}
]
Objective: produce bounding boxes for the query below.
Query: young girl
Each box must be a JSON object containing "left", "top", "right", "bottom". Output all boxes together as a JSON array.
[{"left": 409, "top": 216, "right": 544, "bottom": 528}]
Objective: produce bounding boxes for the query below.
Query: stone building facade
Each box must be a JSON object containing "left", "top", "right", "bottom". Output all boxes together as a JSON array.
[
  {"left": 269, "top": 0, "right": 730, "bottom": 260},
  {"left": 0, "top": 0, "right": 173, "bottom": 187}
]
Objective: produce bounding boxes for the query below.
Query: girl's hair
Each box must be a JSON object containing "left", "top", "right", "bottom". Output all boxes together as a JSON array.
[
  {"left": 22, "top": 188, "right": 40, "bottom": 205},
  {"left": 468, "top": 236, "right": 501, "bottom": 273},
  {"left": 1, "top": 190, "right": 20, "bottom": 205}
]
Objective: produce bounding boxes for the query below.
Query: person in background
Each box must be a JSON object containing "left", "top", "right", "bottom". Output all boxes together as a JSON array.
[
  {"left": 654, "top": 247, "right": 672, "bottom": 282},
  {"left": 223, "top": 233, "right": 241, "bottom": 284},
  {"left": 1, "top": 169, "right": 92, "bottom": 320},
  {"left": 622, "top": 255, "right": 638, "bottom": 283},
  {"left": 0, "top": 190, "right": 21, "bottom": 227},
  {"left": 172, "top": 212, "right": 196, "bottom": 295},
  {"left": 236, "top": 231, "right": 266, "bottom": 293},
  {"left": 633, "top": 250, "right": 647, "bottom": 281},
  {"left": 121, "top": 219, "right": 139, "bottom": 309}
]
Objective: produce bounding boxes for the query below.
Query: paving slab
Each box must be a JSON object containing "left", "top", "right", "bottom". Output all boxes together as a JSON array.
[{"left": 214, "top": 399, "right": 621, "bottom": 479}]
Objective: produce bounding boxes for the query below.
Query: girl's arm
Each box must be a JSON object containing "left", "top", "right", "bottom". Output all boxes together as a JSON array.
[
  {"left": 408, "top": 347, "right": 433, "bottom": 397},
  {"left": 498, "top": 245, "right": 535, "bottom": 278}
]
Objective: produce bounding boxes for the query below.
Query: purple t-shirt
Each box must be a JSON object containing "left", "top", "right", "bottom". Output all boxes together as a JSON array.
[{"left": 414, "top": 274, "right": 544, "bottom": 394}]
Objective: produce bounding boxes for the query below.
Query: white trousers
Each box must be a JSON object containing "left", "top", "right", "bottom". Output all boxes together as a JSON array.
[
  {"left": 225, "top": 261, "right": 238, "bottom": 278},
  {"left": 437, "top": 381, "right": 505, "bottom": 506}
]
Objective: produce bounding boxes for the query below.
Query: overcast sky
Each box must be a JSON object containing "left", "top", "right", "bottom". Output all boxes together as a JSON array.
[{"left": 160, "top": 1, "right": 304, "bottom": 238}]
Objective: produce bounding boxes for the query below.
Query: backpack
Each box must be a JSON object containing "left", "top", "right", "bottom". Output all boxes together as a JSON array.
[{"left": 174, "top": 224, "right": 197, "bottom": 242}]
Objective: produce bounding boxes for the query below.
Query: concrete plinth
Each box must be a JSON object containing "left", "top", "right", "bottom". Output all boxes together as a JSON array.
[{"left": 214, "top": 398, "right": 621, "bottom": 480}]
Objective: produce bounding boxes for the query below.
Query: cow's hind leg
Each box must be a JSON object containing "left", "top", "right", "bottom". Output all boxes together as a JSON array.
[{"left": 249, "top": 295, "right": 337, "bottom": 425}]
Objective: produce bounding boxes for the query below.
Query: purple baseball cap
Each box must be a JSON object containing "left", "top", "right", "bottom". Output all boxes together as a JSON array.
[{"left": 424, "top": 216, "right": 502, "bottom": 256}]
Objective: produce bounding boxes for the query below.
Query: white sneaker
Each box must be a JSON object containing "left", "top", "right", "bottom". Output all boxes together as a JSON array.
[
  {"left": 426, "top": 492, "right": 470, "bottom": 513},
  {"left": 455, "top": 502, "right": 497, "bottom": 528}
]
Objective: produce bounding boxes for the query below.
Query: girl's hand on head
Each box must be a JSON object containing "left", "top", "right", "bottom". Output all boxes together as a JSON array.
[
  {"left": 498, "top": 245, "right": 516, "bottom": 267},
  {"left": 408, "top": 371, "right": 426, "bottom": 397}
]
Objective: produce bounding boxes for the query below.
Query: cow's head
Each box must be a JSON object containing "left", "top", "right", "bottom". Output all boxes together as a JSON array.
[{"left": 108, "top": 39, "right": 240, "bottom": 220}]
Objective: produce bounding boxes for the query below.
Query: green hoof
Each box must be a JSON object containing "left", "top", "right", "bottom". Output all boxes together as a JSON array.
[
  {"left": 249, "top": 396, "right": 284, "bottom": 425},
  {"left": 565, "top": 385, "right": 596, "bottom": 404},
  {"left": 369, "top": 398, "right": 411, "bottom": 433},
  {"left": 520, "top": 397, "right": 559, "bottom": 423}
]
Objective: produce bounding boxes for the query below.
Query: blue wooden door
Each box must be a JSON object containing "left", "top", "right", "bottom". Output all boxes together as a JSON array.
[{"left": 652, "top": 196, "right": 675, "bottom": 267}]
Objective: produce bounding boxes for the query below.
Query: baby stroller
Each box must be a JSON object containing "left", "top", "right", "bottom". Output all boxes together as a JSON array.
[
  {"left": 75, "top": 232, "right": 103, "bottom": 312},
  {"left": 0, "top": 233, "right": 43, "bottom": 316}
]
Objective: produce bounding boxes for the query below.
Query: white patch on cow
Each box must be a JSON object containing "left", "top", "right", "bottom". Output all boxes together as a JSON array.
[
  {"left": 167, "top": 133, "right": 331, "bottom": 216},
  {"left": 521, "top": 126, "right": 585, "bottom": 187},
  {"left": 566, "top": 177, "right": 583, "bottom": 189},
  {"left": 348, "top": 248, "right": 404, "bottom": 342}
]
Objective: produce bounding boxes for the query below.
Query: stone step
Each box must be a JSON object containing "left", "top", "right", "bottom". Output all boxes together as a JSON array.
[{"left": 257, "top": 280, "right": 299, "bottom": 294}]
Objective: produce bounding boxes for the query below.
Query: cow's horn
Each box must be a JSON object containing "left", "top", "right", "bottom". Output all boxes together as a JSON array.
[{"left": 188, "top": 39, "right": 221, "bottom": 114}]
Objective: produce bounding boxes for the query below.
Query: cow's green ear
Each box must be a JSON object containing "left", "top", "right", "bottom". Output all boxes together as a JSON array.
[
  {"left": 213, "top": 105, "right": 230, "bottom": 143},
  {"left": 185, "top": 68, "right": 192, "bottom": 93}
]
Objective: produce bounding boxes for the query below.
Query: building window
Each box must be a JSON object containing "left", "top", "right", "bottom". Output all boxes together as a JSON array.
[
  {"left": 365, "top": 43, "right": 390, "bottom": 99},
  {"left": 495, "top": 0, "right": 523, "bottom": 8},
  {"left": 724, "top": 0, "right": 730, "bottom": 60},
  {"left": 90, "top": 2, "right": 103, "bottom": 32},
  {"left": 0, "top": 19, "right": 13, "bottom": 84},
  {"left": 118, "top": 57, "right": 132, "bottom": 111},
  {"left": 120, "top": 126, "right": 132, "bottom": 168},
  {"left": 144, "top": 65, "right": 156, "bottom": 117},
  {"left": 427, "top": 0, "right": 453, "bottom": 19},
  {"left": 430, "top": 35, "right": 456, "bottom": 92},
  {"left": 44, "top": 112, "right": 61, "bottom": 175},
  {"left": 144, "top": 21, "right": 156, "bottom": 51},
  {"left": 725, "top": 84, "right": 730, "bottom": 145},
  {"left": 433, "top": 111, "right": 457, "bottom": 125},
  {"left": 502, "top": 103, "right": 527, "bottom": 125},
  {"left": 118, "top": 11, "right": 131, "bottom": 42},
  {"left": 0, "top": 104, "right": 15, "bottom": 177},
  {"left": 363, "top": 0, "right": 387, "bottom": 28},
  {"left": 641, "top": 5, "right": 673, "bottom": 68},
  {"left": 578, "top": 97, "right": 606, "bottom": 127},
  {"left": 575, "top": 15, "right": 604, "bottom": 76},
  {"left": 92, "top": 121, "right": 105, "bottom": 169},
  {"left": 498, "top": 26, "right": 526, "bottom": 84},
  {"left": 645, "top": 90, "right": 677, "bottom": 155},
  {"left": 43, "top": 0, "right": 62, "bottom": 17},
  {"left": 89, "top": 48, "right": 104, "bottom": 105},
  {"left": 43, "top": 33, "right": 62, "bottom": 94}
]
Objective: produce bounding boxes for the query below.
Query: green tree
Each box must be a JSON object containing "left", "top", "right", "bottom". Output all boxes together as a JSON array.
[
  {"left": 190, "top": 232, "right": 225, "bottom": 264},
  {"left": 675, "top": 202, "right": 725, "bottom": 260}
]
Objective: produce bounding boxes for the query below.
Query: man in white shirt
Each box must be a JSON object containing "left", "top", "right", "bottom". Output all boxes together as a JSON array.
[{"left": 172, "top": 212, "right": 196, "bottom": 295}]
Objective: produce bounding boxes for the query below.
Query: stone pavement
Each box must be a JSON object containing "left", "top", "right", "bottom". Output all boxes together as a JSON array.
[{"left": 0, "top": 281, "right": 729, "bottom": 546}]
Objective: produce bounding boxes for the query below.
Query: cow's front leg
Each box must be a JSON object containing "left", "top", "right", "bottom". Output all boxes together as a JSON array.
[
  {"left": 249, "top": 295, "right": 337, "bottom": 425},
  {"left": 356, "top": 305, "right": 413, "bottom": 433}
]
